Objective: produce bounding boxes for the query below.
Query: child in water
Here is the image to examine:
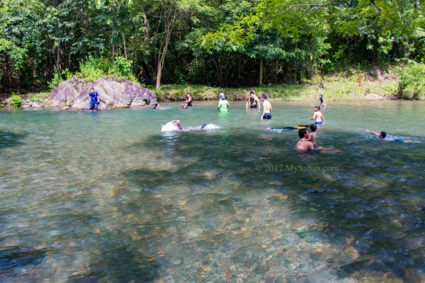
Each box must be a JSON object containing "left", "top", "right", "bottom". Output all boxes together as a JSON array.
[
  {"left": 297, "top": 129, "right": 341, "bottom": 153},
  {"left": 296, "top": 129, "right": 323, "bottom": 152},
  {"left": 309, "top": 106, "right": 325, "bottom": 125},
  {"left": 308, "top": 124, "right": 318, "bottom": 147}
]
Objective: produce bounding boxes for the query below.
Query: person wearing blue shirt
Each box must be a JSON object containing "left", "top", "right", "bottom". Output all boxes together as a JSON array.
[{"left": 89, "top": 88, "right": 99, "bottom": 112}]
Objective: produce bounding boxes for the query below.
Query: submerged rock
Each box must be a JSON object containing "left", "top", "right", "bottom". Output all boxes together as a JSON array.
[{"left": 48, "top": 77, "right": 156, "bottom": 110}]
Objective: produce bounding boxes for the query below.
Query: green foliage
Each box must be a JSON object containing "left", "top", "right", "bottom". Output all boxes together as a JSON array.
[
  {"left": 75, "top": 57, "right": 106, "bottom": 82},
  {"left": 108, "top": 56, "right": 133, "bottom": 79},
  {"left": 48, "top": 56, "right": 137, "bottom": 89},
  {"left": 397, "top": 63, "right": 425, "bottom": 99},
  {"left": 9, "top": 94, "right": 22, "bottom": 107},
  {"left": 0, "top": 0, "right": 424, "bottom": 94},
  {"left": 154, "top": 69, "right": 400, "bottom": 102},
  {"left": 28, "top": 92, "right": 49, "bottom": 103},
  {"left": 48, "top": 68, "right": 73, "bottom": 89},
  {"left": 154, "top": 85, "right": 219, "bottom": 101},
  {"left": 75, "top": 56, "right": 136, "bottom": 82}
]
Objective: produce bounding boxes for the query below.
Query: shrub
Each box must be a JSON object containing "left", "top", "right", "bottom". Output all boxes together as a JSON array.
[
  {"left": 75, "top": 56, "right": 107, "bottom": 82},
  {"left": 28, "top": 92, "right": 50, "bottom": 103},
  {"left": 48, "top": 68, "right": 73, "bottom": 89},
  {"left": 49, "top": 56, "right": 137, "bottom": 87},
  {"left": 48, "top": 70, "right": 64, "bottom": 90},
  {"left": 110, "top": 56, "right": 132, "bottom": 77},
  {"left": 397, "top": 63, "right": 425, "bottom": 99},
  {"left": 9, "top": 94, "right": 22, "bottom": 107}
]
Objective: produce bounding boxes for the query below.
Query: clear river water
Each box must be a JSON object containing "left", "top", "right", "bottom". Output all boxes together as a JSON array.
[{"left": 1, "top": 101, "right": 425, "bottom": 282}]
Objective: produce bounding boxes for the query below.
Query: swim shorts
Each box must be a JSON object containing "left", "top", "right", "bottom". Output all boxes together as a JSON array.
[
  {"left": 315, "top": 121, "right": 323, "bottom": 124},
  {"left": 263, "top": 113, "right": 272, "bottom": 120},
  {"left": 90, "top": 102, "right": 97, "bottom": 110}
]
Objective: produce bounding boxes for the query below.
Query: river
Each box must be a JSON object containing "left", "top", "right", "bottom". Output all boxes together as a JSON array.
[{"left": 1, "top": 101, "right": 424, "bottom": 281}]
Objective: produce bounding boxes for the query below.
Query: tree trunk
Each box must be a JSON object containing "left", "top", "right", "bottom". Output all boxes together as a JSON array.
[
  {"left": 155, "top": 6, "right": 177, "bottom": 90},
  {"left": 212, "top": 57, "right": 222, "bottom": 86},
  {"left": 112, "top": 43, "right": 115, "bottom": 61},
  {"left": 155, "top": 61, "right": 163, "bottom": 89},
  {"left": 121, "top": 31, "right": 127, "bottom": 59},
  {"left": 5, "top": 55, "right": 13, "bottom": 87},
  {"left": 142, "top": 10, "right": 150, "bottom": 41},
  {"left": 372, "top": 34, "right": 383, "bottom": 80},
  {"left": 55, "top": 45, "right": 62, "bottom": 77},
  {"left": 237, "top": 58, "right": 241, "bottom": 84},
  {"left": 259, "top": 59, "right": 263, "bottom": 86}
]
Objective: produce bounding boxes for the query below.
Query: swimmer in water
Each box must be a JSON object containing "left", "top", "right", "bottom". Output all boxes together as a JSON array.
[
  {"left": 261, "top": 94, "right": 272, "bottom": 120},
  {"left": 153, "top": 102, "right": 160, "bottom": 109},
  {"left": 296, "top": 129, "right": 323, "bottom": 152},
  {"left": 246, "top": 88, "right": 260, "bottom": 110},
  {"left": 366, "top": 130, "right": 422, "bottom": 143},
  {"left": 309, "top": 106, "right": 325, "bottom": 125},
  {"left": 173, "top": 120, "right": 207, "bottom": 131},
  {"left": 307, "top": 124, "right": 318, "bottom": 147},
  {"left": 366, "top": 130, "right": 387, "bottom": 140},
  {"left": 218, "top": 90, "right": 226, "bottom": 100}
]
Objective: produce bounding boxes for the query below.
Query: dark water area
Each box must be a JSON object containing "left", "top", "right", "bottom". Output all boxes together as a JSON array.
[{"left": 0, "top": 101, "right": 424, "bottom": 281}]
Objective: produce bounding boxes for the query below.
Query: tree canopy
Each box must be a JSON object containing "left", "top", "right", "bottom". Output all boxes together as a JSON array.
[{"left": 0, "top": 0, "right": 423, "bottom": 92}]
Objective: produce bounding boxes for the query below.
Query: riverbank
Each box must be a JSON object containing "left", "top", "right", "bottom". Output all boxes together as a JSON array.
[
  {"left": 154, "top": 72, "right": 404, "bottom": 102},
  {"left": 1, "top": 68, "right": 423, "bottom": 110}
]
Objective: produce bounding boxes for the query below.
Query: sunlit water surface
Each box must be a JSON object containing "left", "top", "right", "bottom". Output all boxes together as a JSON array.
[{"left": 1, "top": 101, "right": 425, "bottom": 282}]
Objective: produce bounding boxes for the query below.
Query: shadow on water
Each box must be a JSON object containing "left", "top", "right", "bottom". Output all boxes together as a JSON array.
[
  {"left": 0, "top": 131, "right": 28, "bottom": 149},
  {"left": 69, "top": 233, "right": 159, "bottom": 282},
  {"left": 0, "top": 247, "right": 48, "bottom": 276},
  {"left": 122, "top": 129, "right": 425, "bottom": 281},
  {"left": 68, "top": 187, "right": 163, "bottom": 282}
]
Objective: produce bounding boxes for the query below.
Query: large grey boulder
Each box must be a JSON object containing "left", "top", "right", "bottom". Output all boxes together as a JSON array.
[{"left": 48, "top": 77, "right": 156, "bottom": 110}]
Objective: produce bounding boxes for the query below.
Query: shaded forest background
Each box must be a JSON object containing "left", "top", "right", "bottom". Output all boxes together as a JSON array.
[{"left": 0, "top": 0, "right": 424, "bottom": 94}]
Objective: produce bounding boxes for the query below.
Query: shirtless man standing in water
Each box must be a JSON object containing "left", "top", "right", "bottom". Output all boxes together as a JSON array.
[{"left": 261, "top": 94, "right": 272, "bottom": 120}]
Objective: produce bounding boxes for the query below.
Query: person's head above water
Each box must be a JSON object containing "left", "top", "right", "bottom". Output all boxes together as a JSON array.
[
  {"left": 380, "top": 131, "right": 387, "bottom": 138},
  {"left": 201, "top": 123, "right": 207, "bottom": 130},
  {"left": 298, "top": 129, "right": 308, "bottom": 139},
  {"left": 261, "top": 94, "right": 267, "bottom": 100},
  {"left": 315, "top": 105, "right": 320, "bottom": 111},
  {"left": 90, "top": 87, "right": 95, "bottom": 92},
  {"left": 309, "top": 124, "right": 317, "bottom": 132}
]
